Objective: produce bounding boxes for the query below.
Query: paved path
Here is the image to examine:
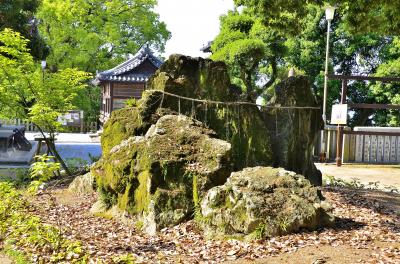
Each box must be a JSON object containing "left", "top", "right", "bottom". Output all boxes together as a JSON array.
[{"left": 316, "top": 163, "right": 400, "bottom": 189}]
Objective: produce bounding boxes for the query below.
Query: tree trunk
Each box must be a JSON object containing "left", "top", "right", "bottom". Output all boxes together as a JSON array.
[
  {"left": 262, "top": 58, "right": 277, "bottom": 91},
  {"left": 35, "top": 126, "right": 72, "bottom": 176}
]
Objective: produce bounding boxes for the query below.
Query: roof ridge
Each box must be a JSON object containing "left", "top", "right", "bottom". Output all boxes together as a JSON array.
[{"left": 97, "top": 46, "right": 163, "bottom": 77}]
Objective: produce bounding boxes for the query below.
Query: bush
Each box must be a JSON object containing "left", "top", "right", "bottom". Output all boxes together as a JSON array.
[
  {"left": 0, "top": 182, "right": 87, "bottom": 262},
  {"left": 65, "top": 157, "right": 89, "bottom": 174},
  {"left": 30, "top": 155, "right": 60, "bottom": 182}
]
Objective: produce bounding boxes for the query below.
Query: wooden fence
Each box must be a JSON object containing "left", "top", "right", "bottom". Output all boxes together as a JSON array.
[
  {"left": 0, "top": 119, "right": 38, "bottom": 131},
  {"left": 315, "top": 127, "right": 400, "bottom": 164},
  {"left": 0, "top": 119, "right": 98, "bottom": 133}
]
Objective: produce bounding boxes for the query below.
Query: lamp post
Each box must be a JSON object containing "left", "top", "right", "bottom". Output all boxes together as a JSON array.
[
  {"left": 320, "top": 6, "right": 335, "bottom": 161},
  {"left": 41, "top": 60, "right": 47, "bottom": 81}
]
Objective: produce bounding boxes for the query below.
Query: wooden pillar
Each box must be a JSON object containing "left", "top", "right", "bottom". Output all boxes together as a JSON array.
[
  {"left": 336, "top": 79, "right": 347, "bottom": 166},
  {"left": 80, "top": 110, "right": 84, "bottom": 133}
]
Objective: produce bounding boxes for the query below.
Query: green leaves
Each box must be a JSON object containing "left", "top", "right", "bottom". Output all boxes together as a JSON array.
[
  {"left": 30, "top": 154, "right": 61, "bottom": 182},
  {"left": 211, "top": 12, "right": 274, "bottom": 97},
  {"left": 36, "top": 0, "right": 170, "bottom": 73},
  {"left": 0, "top": 0, "right": 48, "bottom": 59},
  {"left": 0, "top": 28, "right": 91, "bottom": 132},
  {"left": 0, "top": 182, "right": 87, "bottom": 262},
  {"left": 234, "top": 0, "right": 400, "bottom": 36}
]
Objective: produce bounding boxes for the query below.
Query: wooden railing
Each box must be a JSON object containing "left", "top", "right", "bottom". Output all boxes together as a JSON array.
[
  {"left": 326, "top": 74, "right": 400, "bottom": 166},
  {"left": 0, "top": 119, "right": 38, "bottom": 131},
  {"left": 0, "top": 119, "right": 97, "bottom": 133}
]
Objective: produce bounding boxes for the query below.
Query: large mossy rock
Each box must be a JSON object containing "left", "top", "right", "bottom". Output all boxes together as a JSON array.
[
  {"left": 146, "top": 55, "right": 273, "bottom": 169},
  {"left": 266, "top": 76, "right": 323, "bottom": 185},
  {"left": 93, "top": 115, "right": 232, "bottom": 234},
  {"left": 101, "top": 93, "right": 173, "bottom": 156},
  {"left": 200, "top": 167, "right": 334, "bottom": 240},
  {"left": 95, "top": 55, "right": 325, "bottom": 235}
]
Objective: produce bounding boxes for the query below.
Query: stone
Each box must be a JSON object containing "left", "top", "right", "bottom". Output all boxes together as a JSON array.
[
  {"left": 94, "top": 55, "right": 326, "bottom": 235},
  {"left": 200, "top": 167, "right": 334, "bottom": 240},
  {"left": 92, "top": 115, "right": 232, "bottom": 233},
  {"left": 266, "top": 76, "right": 323, "bottom": 185},
  {"left": 145, "top": 54, "right": 274, "bottom": 169},
  {"left": 89, "top": 200, "right": 108, "bottom": 215},
  {"left": 101, "top": 96, "right": 174, "bottom": 156},
  {"left": 68, "top": 172, "right": 95, "bottom": 195}
]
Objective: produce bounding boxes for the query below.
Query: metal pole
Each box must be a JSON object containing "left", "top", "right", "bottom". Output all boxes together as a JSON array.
[
  {"left": 320, "top": 19, "right": 331, "bottom": 159},
  {"left": 336, "top": 79, "right": 347, "bottom": 167},
  {"left": 323, "top": 19, "right": 331, "bottom": 124}
]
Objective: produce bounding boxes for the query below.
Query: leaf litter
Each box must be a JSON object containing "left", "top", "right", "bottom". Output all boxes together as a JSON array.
[{"left": 27, "top": 186, "right": 399, "bottom": 263}]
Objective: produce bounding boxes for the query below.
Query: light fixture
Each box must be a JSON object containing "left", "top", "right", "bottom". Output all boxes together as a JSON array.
[
  {"left": 41, "top": 60, "right": 47, "bottom": 70},
  {"left": 325, "top": 6, "right": 336, "bottom": 21}
]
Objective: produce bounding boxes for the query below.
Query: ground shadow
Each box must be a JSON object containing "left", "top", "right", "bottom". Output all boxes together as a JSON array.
[{"left": 323, "top": 186, "right": 400, "bottom": 233}]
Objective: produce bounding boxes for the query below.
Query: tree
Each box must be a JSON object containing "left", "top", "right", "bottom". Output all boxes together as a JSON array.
[
  {"left": 36, "top": 0, "right": 170, "bottom": 73},
  {"left": 211, "top": 11, "right": 285, "bottom": 100},
  {"left": 371, "top": 37, "right": 400, "bottom": 126},
  {"left": 215, "top": 2, "right": 400, "bottom": 126},
  {"left": 234, "top": 0, "right": 400, "bottom": 36},
  {"left": 0, "top": 0, "right": 48, "bottom": 59},
  {"left": 35, "top": 0, "right": 170, "bottom": 123},
  {"left": 0, "top": 28, "right": 91, "bottom": 174},
  {"left": 283, "top": 4, "right": 395, "bottom": 126}
]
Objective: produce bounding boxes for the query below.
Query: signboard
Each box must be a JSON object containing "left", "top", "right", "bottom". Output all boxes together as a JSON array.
[
  {"left": 57, "top": 110, "right": 83, "bottom": 126},
  {"left": 331, "top": 104, "right": 348, "bottom": 125}
]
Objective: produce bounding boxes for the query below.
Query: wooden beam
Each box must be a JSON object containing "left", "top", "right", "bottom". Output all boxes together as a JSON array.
[
  {"left": 348, "top": 103, "right": 400, "bottom": 110},
  {"left": 327, "top": 74, "right": 400, "bottom": 82},
  {"left": 343, "top": 130, "right": 400, "bottom": 137}
]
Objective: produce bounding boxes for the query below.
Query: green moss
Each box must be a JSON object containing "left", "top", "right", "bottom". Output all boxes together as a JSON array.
[
  {"left": 192, "top": 174, "right": 199, "bottom": 208},
  {"left": 192, "top": 174, "right": 203, "bottom": 222},
  {"left": 134, "top": 171, "right": 151, "bottom": 214},
  {"left": 118, "top": 183, "right": 133, "bottom": 212},
  {"left": 249, "top": 223, "right": 266, "bottom": 240},
  {"left": 97, "top": 184, "right": 118, "bottom": 209},
  {"left": 93, "top": 211, "right": 114, "bottom": 220},
  {"left": 135, "top": 220, "right": 144, "bottom": 230}
]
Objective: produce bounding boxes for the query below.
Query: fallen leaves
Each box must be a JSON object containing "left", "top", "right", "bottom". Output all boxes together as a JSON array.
[{"left": 26, "top": 186, "right": 400, "bottom": 263}]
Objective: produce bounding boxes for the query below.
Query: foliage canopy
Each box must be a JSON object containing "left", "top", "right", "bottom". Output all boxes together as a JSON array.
[
  {"left": 36, "top": 0, "right": 171, "bottom": 73},
  {"left": 213, "top": 1, "right": 400, "bottom": 126},
  {"left": 0, "top": 28, "right": 91, "bottom": 173},
  {"left": 0, "top": 0, "right": 48, "bottom": 59}
]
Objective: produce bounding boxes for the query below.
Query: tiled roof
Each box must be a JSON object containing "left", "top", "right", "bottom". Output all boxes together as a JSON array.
[{"left": 94, "top": 46, "right": 163, "bottom": 84}]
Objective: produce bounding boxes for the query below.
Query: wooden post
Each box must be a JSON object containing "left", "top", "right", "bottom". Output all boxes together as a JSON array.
[
  {"left": 336, "top": 79, "right": 347, "bottom": 166},
  {"left": 80, "top": 110, "right": 84, "bottom": 133}
]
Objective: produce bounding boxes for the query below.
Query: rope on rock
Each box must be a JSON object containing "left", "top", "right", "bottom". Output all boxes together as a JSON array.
[{"left": 147, "top": 90, "right": 321, "bottom": 110}]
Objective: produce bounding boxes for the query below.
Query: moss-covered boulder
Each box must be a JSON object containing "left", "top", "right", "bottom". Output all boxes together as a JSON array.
[
  {"left": 95, "top": 55, "right": 325, "bottom": 235},
  {"left": 266, "top": 76, "right": 323, "bottom": 185},
  {"left": 92, "top": 115, "right": 232, "bottom": 234},
  {"left": 146, "top": 54, "right": 273, "bottom": 169},
  {"left": 200, "top": 167, "right": 334, "bottom": 240},
  {"left": 101, "top": 93, "right": 174, "bottom": 156}
]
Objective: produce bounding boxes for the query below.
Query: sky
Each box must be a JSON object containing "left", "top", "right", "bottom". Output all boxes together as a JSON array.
[{"left": 155, "top": 0, "right": 234, "bottom": 58}]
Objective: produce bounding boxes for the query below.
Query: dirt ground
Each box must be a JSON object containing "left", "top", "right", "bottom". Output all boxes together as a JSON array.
[
  {"left": 21, "top": 185, "right": 399, "bottom": 264},
  {"left": 316, "top": 163, "right": 400, "bottom": 189},
  {"left": 0, "top": 254, "right": 12, "bottom": 264},
  {"left": 227, "top": 244, "right": 381, "bottom": 264}
]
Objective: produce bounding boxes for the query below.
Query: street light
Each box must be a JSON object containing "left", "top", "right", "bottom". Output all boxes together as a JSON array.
[
  {"left": 323, "top": 6, "right": 335, "bottom": 124},
  {"left": 41, "top": 60, "right": 46, "bottom": 82},
  {"left": 320, "top": 5, "right": 335, "bottom": 161},
  {"left": 41, "top": 60, "right": 47, "bottom": 70}
]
